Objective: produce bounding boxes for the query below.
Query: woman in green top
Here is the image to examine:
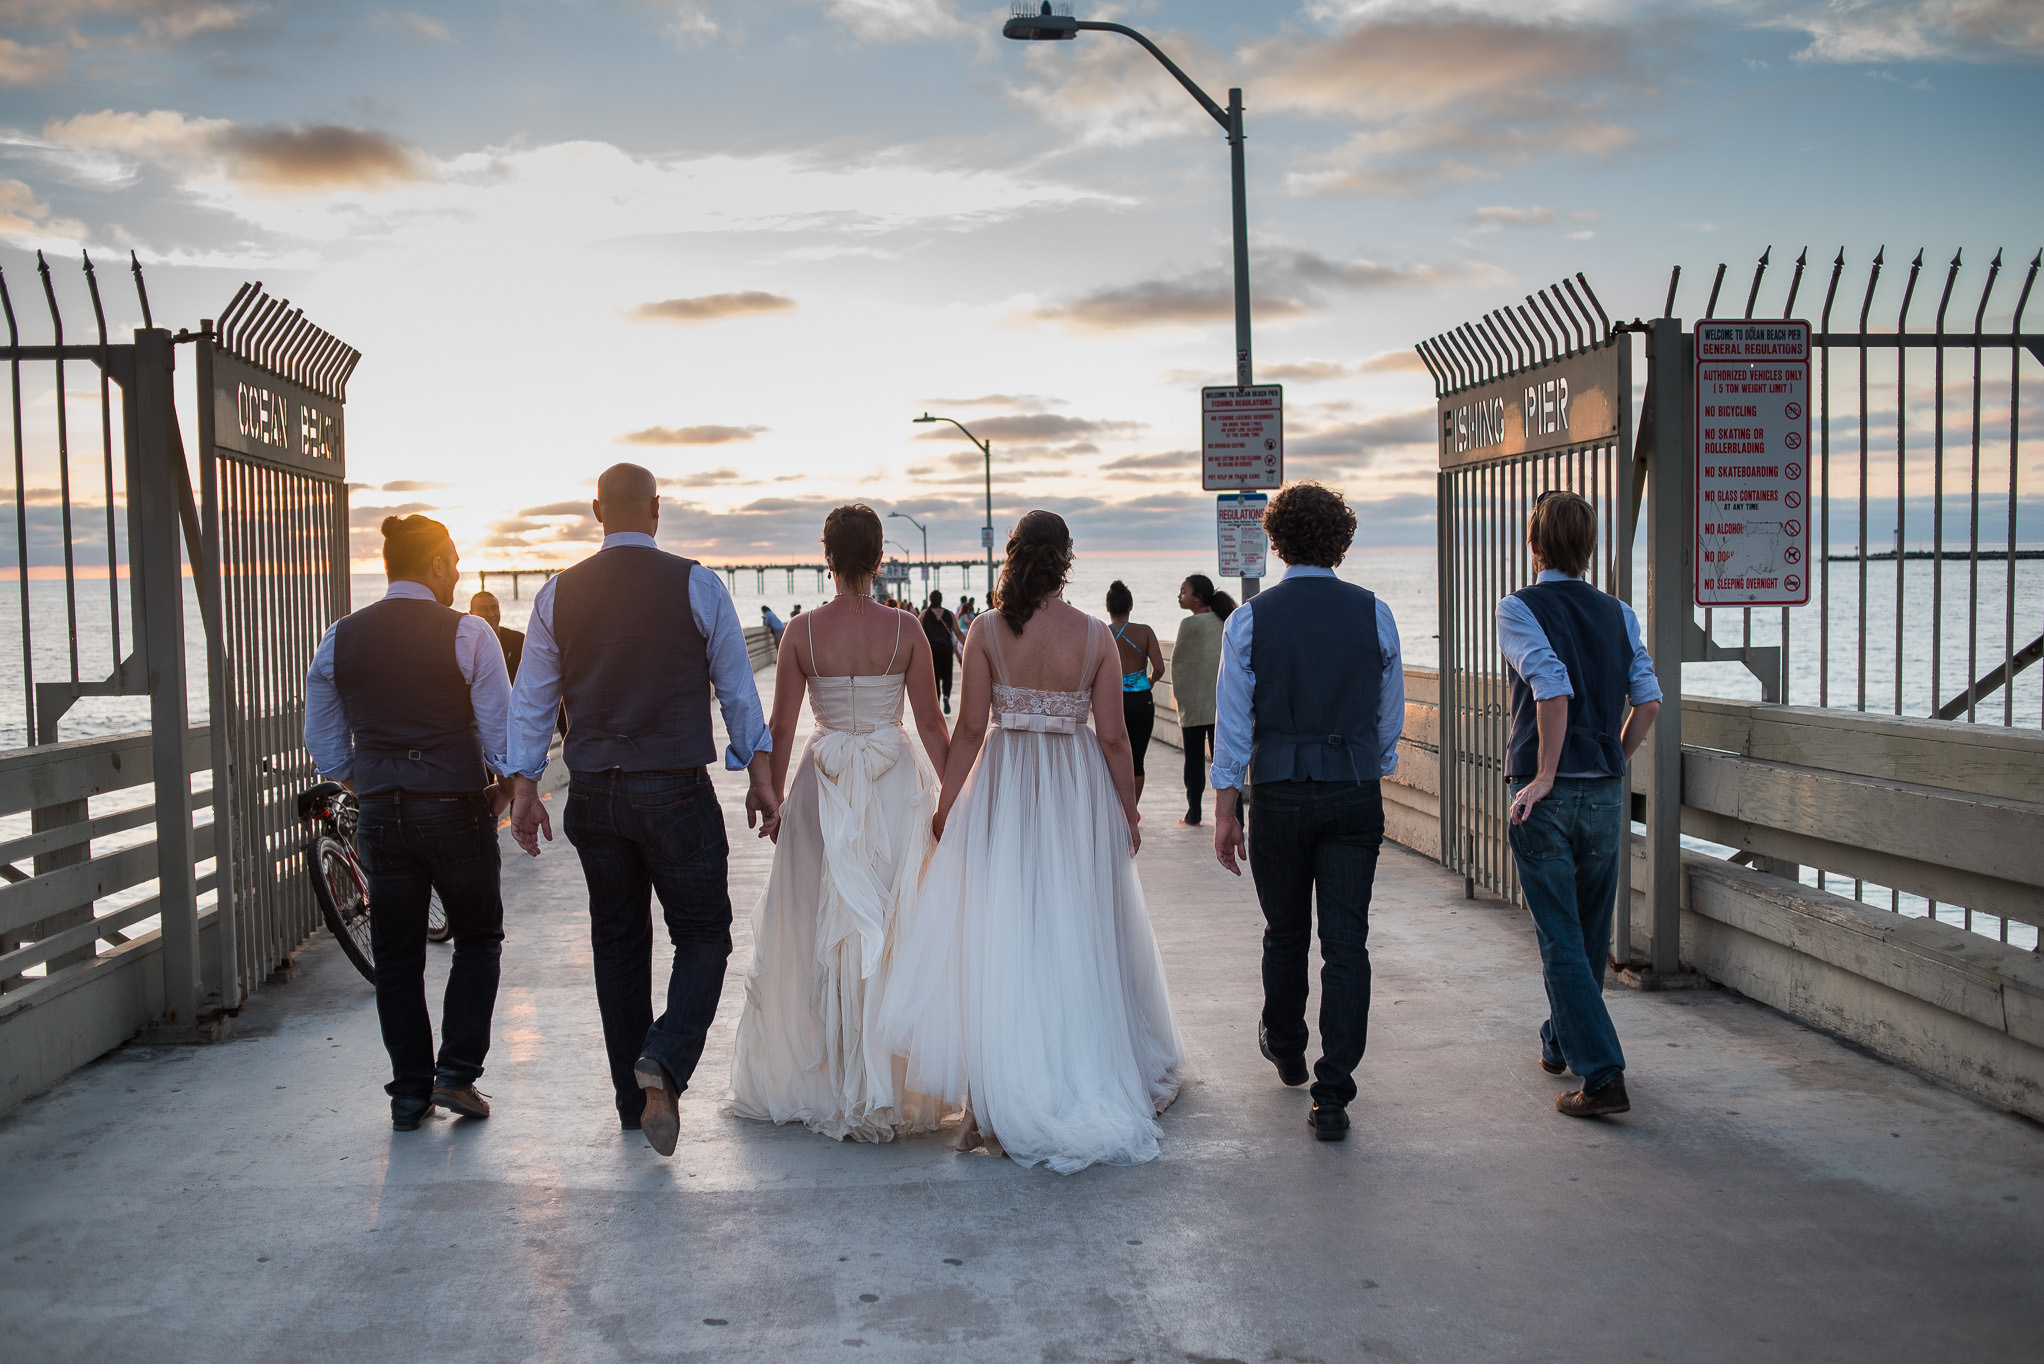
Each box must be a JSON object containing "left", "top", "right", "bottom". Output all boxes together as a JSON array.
[{"left": 1171, "top": 574, "right": 1234, "bottom": 825}]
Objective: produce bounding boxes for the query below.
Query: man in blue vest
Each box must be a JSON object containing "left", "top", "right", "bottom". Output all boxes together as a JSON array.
[
  {"left": 1211, "top": 483, "right": 1404, "bottom": 1142},
  {"left": 505, "top": 463, "right": 777, "bottom": 1156},
  {"left": 1499, "top": 489, "right": 1662, "bottom": 1118},
  {"left": 305, "top": 514, "right": 513, "bottom": 1132}
]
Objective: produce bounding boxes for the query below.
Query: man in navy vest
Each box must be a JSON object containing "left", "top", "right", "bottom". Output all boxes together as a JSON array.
[
  {"left": 305, "top": 514, "right": 513, "bottom": 1132},
  {"left": 1211, "top": 483, "right": 1404, "bottom": 1142},
  {"left": 505, "top": 463, "right": 777, "bottom": 1156},
  {"left": 1499, "top": 490, "right": 1662, "bottom": 1118}
]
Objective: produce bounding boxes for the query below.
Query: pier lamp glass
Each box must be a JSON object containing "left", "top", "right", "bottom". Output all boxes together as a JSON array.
[{"left": 1003, "top": 5, "right": 1076, "bottom": 41}]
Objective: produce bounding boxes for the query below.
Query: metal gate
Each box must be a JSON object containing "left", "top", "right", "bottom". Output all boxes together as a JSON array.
[{"left": 196, "top": 285, "right": 357, "bottom": 1008}]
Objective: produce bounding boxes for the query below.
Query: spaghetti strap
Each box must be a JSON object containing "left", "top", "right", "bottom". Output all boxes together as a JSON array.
[
  {"left": 805, "top": 609, "right": 819, "bottom": 675},
  {"left": 884, "top": 610, "right": 904, "bottom": 675}
]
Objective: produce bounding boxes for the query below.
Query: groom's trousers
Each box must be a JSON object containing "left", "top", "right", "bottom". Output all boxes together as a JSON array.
[
  {"left": 1247, "top": 777, "right": 1385, "bottom": 1109},
  {"left": 562, "top": 767, "right": 733, "bottom": 1124}
]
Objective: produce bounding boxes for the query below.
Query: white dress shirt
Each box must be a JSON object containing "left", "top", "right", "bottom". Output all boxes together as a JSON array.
[
  {"left": 303, "top": 580, "right": 512, "bottom": 783},
  {"left": 1210, "top": 565, "right": 1405, "bottom": 792},
  {"left": 504, "top": 532, "right": 772, "bottom": 778}
]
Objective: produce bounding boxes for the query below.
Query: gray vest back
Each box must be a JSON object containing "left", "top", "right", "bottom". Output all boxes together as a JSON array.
[
  {"left": 553, "top": 546, "right": 715, "bottom": 772},
  {"left": 331, "top": 597, "right": 486, "bottom": 796},
  {"left": 1248, "top": 575, "right": 1383, "bottom": 784}
]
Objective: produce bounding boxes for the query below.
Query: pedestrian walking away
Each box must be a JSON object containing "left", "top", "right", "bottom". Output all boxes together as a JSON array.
[
  {"left": 305, "top": 515, "right": 513, "bottom": 1132},
  {"left": 1105, "top": 580, "right": 1165, "bottom": 804},
  {"left": 503, "top": 463, "right": 779, "bottom": 1157},
  {"left": 1211, "top": 483, "right": 1403, "bottom": 1143},
  {"left": 920, "top": 588, "right": 964, "bottom": 714},
  {"left": 1171, "top": 574, "right": 1232, "bottom": 826},
  {"left": 1499, "top": 489, "right": 1662, "bottom": 1119}
]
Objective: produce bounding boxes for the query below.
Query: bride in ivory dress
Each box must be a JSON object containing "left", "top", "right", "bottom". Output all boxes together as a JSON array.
[
  {"left": 878, "top": 511, "right": 1184, "bottom": 1173},
  {"left": 724, "top": 505, "right": 952, "bottom": 1141}
]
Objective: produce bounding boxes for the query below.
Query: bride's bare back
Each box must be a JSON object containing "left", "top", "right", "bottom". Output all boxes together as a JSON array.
[
  {"left": 792, "top": 598, "right": 919, "bottom": 678},
  {"left": 979, "top": 599, "right": 1107, "bottom": 693}
]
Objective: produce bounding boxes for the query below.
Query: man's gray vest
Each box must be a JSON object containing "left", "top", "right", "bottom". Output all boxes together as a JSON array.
[
  {"left": 332, "top": 597, "right": 487, "bottom": 796},
  {"left": 1504, "top": 579, "right": 1628, "bottom": 781},
  {"left": 553, "top": 545, "right": 715, "bottom": 773},
  {"left": 1248, "top": 575, "right": 1383, "bottom": 785}
]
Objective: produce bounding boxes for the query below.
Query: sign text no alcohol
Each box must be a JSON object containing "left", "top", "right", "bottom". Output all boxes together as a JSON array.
[{"left": 1694, "top": 321, "right": 1812, "bottom": 607}]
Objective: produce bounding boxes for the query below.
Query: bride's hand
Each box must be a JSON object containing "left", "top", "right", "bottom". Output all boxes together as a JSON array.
[
  {"left": 931, "top": 806, "right": 948, "bottom": 841},
  {"left": 1127, "top": 809, "right": 1141, "bottom": 856}
]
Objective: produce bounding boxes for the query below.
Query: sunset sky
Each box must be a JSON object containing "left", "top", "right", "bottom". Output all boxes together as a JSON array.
[{"left": 1, "top": 1, "right": 2039, "bottom": 568}]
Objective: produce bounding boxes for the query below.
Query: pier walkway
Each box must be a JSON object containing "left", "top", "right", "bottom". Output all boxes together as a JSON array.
[{"left": 3, "top": 669, "right": 2039, "bottom": 1362}]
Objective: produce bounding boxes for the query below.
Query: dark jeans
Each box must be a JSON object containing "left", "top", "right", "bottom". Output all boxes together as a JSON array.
[
  {"left": 355, "top": 793, "right": 504, "bottom": 1101},
  {"left": 1123, "top": 690, "right": 1154, "bottom": 777},
  {"left": 1508, "top": 776, "right": 1627, "bottom": 1091},
  {"left": 1247, "top": 778, "right": 1385, "bottom": 1108},
  {"left": 563, "top": 768, "right": 732, "bottom": 1122},
  {"left": 931, "top": 650, "right": 953, "bottom": 707},
  {"left": 1182, "top": 723, "right": 1214, "bottom": 820}
]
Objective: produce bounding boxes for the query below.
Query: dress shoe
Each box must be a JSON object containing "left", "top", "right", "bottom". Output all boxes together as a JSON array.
[
  {"left": 1309, "top": 1103, "right": 1349, "bottom": 1141},
  {"left": 635, "top": 1056, "right": 681, "bottom": 1156},
  {"left": 391, "top": 1095, "right": 435, "bottom": 1131},
  {"left": 1259, "top": 1024, "right": 1309, "bottom": 1087},
  {"left": 431, "top": 1084, "right": 491, "bottom": 1119},
  {"left": 1556, "top": 1074, "right": 1630, "bottom": 1117},
  {"left": 1538, "top": 1055, "right": 1567, "bottom": 1076}
]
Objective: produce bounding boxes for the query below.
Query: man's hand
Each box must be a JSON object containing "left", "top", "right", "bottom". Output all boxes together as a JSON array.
[
  {"left": 1213, "top": 788, "right": 1246, "bottom": 876},
  {"left": 744, "top": 751, "right": 781, "bottom": 839},
  {"left": 1509, "top": 775, "right": 1554, "bottom": 825},
  {"left": 488, "top": 776, "right": 514, "bottom": 818},
  {"left": 509, "top": 775, "right": 552, "bottom": 857}
]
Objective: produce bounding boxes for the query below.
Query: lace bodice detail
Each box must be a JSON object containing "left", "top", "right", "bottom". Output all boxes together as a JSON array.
[
  {"left": 991, "top": 683, "right": 1090, "bottom": 725},
  {"left": 808, "top": 674, "right": 907, "bottom": 736},
  {"left": 983, "top": 613, "right": 1105, "bottom": 735}
]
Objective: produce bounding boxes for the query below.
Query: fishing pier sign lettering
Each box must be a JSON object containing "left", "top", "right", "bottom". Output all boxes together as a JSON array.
[
  {"left": 1434, "top": 346, "right": 1621, "bottom": 469},
  {"left": 1694, "top": 321, "right": 1810, "bottom": 607}
]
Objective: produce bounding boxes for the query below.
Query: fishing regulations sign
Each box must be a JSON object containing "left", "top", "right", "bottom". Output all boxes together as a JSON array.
[
  {"left": 1202, "top": 386, "right": 1283, "bottom": 490},
  {"left": 1694, "top": 320, "right": 1812, "bottom": 607}
]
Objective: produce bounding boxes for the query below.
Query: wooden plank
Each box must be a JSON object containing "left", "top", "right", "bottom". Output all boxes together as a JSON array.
[
  {"left": 0, "top": 822, "right": 218, "bottom": 939},
  {"left": 1683, "top": 696, "right": 2044, "bottom": 802},
  {"left": 0, "top": 725, "right": 213, "bottom": 816}
]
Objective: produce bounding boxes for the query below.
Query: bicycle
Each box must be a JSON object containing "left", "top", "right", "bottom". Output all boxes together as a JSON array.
[{"left": 299, "top": 781, "right": 450, "bottom": 984}]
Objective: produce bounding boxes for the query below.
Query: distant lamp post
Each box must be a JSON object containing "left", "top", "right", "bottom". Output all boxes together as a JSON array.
[
  {"left": 887, "top": 510, "right": 930, "bottom": 592},
  {"left": 1002, "top": 4, "right": 1261, "bottom": 597},
  {"left": 912, "top": 413, "right": 994, "bottom": 592}
]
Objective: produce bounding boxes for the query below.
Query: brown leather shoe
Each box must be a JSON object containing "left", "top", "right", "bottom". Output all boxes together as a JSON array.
[
  {"left": 1538, "top": 1055, "right": 1567, "bottom": 1076},
  {"left": 430, "top": 1084, "right": 491, "bottom": 1119},
  {"left": 635, "top": 1057, "right": 680, "bottom": 1156},
  {"left": 1556, "top": 1075, "right": 1629, "bottom": 1117}
]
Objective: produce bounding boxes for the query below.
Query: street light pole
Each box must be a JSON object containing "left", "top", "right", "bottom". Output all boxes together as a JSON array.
[
  {"left": 887, "top": 511, "right": 929, "bottom": 599},
  {"left": 912, "top": 413, "right": 994, "bottom": 595},
  {"left": 1003, "top": 6, "right": 1261, "bottom": 598}
]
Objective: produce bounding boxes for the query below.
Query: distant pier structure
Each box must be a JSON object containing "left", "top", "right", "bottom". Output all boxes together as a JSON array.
[{"left": 474, "top": 559, "right": 985, "bottom": 601}]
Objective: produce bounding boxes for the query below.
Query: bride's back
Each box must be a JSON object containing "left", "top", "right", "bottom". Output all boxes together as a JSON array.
[
  {"left": 795, "top": 599, "right": 914, "bottom": 678},
  {"left": 983, "top": 599, "right": 1102, "bottom": 693}
]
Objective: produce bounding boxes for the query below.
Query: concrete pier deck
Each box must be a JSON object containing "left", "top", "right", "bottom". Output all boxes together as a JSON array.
[{"left": 4, "top": 672, "right": 2040, "bottom": 1362}]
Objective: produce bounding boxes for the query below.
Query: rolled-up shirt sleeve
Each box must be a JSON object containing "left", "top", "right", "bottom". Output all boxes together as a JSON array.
[
  {"left": 690, "top": 565, "right": 772, "bottom": 769},
  {"left": 1496, "top": 595, "right": 1573, "bottom": 700},
  {"left": 504, "top": 578, "right": 564, "bottom": 780},
  {"left": 1620, "top": 601, "right": 1663, "bottom": 706},
  {"left": 303, "top": 621, "right": 351, "bottom": 781},
  {"left": 1375, "top": 597, "right": 1403, "bottom": 778},
  {"left": 454, "top": 614, "right": 513, "bottom": 774},
  {"left": 1209, "top": 601, "right": 1256, "bottom": 792}
]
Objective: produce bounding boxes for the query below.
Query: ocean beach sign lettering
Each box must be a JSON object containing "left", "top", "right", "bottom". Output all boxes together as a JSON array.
[
  {"left": 210, "top": 348, "right": 346, "bottom": 476},
  {"left": 1435, "top": 347, "right": 1622, "bottom": 468},
  {"left": 1693, "top": 321, "right": 1810, "bottom": 607}
]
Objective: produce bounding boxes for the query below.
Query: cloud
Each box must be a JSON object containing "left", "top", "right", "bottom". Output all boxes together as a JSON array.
[
  {"left": 41, "top": 110, "right": 428, "bottom": 193},
  {"left": 1099, "top": 450, "right": 1198, "bottom": 483},
  {"left": 917, "top": 394, "right": 1064, "bottom": 409},
  {"left": 3, "top": 0, "right": 249, "bottom": 44},
  {"left": 396, "top": 10, "right": 451, "bottom": 42},
  {"left": 1259, "top": 360, "right": 1353, "bottom": 382},
  {"left": 349, "top": 501, "right": 436, "bottom": 528},
  {"left": 911, "top": 413, "right": 1143, "bottom": 443},
  {"left": 0, "top": 37, "right": 64, "bottom": 84},
  {"left": 628, "top": 291, "right": 795, "bottom": 323},
  {"left": 619, "top": 423, "right": 769, "bottom": 445},
  {"left": 1774, "top": 0, "right": 2044, "bottom": 62},
  {"left": 0, "top": 178, "right": 86, "bottom": 244},
  {"left": 1359, "top": 349, "right": 1431, "bottom": 374},
  {"left": 1472, "top": 205, "right": 1556, "bottom": 227},
  {"left": 1286, "top": 406, "right": 1436, "bottom": 458},
  {"left": 381, "top": 479, "right": 451, "bottom": 492},
  {"left": 823, "top": 0, "right": 969, "bottom": 43},
  {"left": 520, "top": 501, "right": 592, "bottom": 517},
  {"left": 1030, "top": 248, "right": 1494, "bottom": 332},
  {"left": 667, "top": 2, "right": 720, "bottom": 46}
]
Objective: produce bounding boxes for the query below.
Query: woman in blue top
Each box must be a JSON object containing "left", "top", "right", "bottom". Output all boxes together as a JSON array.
[{"left": 1105, "top": 580, "right": 1166, "bottom": 803}]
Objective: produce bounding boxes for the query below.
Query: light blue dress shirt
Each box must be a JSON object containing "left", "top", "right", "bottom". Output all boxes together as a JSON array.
[
  {"left": 504, "top": 532, "right": 772, "bottom": 779},
  {"left": 1496, "top": 569, "right": 1662, "bottom": 779},
  {"left": 303, "top": 579, "right": 512, "bottom": 783},
  {"left": 1210, "top": 566, "right": 1405, "bottom": 792}
]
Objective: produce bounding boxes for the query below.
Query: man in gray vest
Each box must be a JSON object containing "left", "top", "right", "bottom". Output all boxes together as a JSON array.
[
  {"left": 506, "top": 463, "right": 777, "bottom": 1156},
  {"left": 305, "top": 514, "right": 512, "bottom": 1132},
  {"left": 1211, "top": 483, "right": 1404, "bottom": 1142},
  {"left": 1499, "top": 490, "right": 1661, "bottom": 1118}
]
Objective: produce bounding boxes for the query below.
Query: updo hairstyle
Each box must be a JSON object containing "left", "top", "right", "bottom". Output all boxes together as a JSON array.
[
  {"left": 1104, "top": 579, "right": 1133, "bottom": 616},
  {"left": 1183, "top": 572, "right": 1237, "bottom": 622},
  {"left": 993, "top": 510, "right": 1073, "bottom": 634},
  {"left": 821, "top": 503, "right": 884, "bottom": 584},
  {"left": 382, "top": 513, "right": 453, "bottom": 578}
]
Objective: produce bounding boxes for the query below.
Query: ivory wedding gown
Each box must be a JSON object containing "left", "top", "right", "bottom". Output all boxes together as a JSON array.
[
  {"left": 724, "top": 616, "right": 946, "bottom": 1141},
  {"left": 878, "top": 614, "right": 1184, "bottom": 1173}
]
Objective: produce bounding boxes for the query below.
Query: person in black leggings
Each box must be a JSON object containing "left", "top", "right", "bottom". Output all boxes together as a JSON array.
[{"left": 1105, "top": 580, "right": 1164, "bottom": 803}]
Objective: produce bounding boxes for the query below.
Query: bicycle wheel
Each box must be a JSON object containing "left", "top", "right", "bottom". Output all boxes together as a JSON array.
[
  {"left": 426, "top": 888, "right": 452, "bottom": 943},
  {"left": 310, "top": 833, "right": 376, "bottom": 983}
]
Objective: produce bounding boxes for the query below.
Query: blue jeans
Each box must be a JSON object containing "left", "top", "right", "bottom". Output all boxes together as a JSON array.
[
  {"left": 562, "top": 769, "right": 731, "bottom": 1123},
  {"left": 1246, "top": 778, "right": 1385, "bottom": 1108},
  {"left": 355, "top": 793, "right": 504, "bottom": 1101},
  {"left": 1507, "top": 776, "right": 1627, "bottom": 1091}
]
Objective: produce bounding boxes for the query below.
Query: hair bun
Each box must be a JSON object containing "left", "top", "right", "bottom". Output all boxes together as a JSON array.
[{"left": 381, "top": 515, "right": 404, "bottom": 536}]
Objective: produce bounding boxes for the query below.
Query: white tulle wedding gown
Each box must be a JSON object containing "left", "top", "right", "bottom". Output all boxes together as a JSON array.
[
  {"left": 724, "top": 624, "right": 947, "bottom": 1142},
  {"left": 878, "top": 613, "right": 1184, "bottom": 1173}
]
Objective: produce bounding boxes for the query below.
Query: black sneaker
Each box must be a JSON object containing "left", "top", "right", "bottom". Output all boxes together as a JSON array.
[
  {"left": 391, "top": 1095, "right": 434, "bottom": 1131},
  {"left": 1259, "top": 1024, "right": 1309, "bottom": 1087},
  {"left": 1309, "top": 1103, "right": 1349, "bottom": 1141}
]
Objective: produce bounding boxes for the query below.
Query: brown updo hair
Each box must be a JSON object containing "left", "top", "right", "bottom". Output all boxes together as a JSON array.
[
  {"left": 821, "top": 503, "right": 883, "bottom": 583},
  {"left": 993, "top": 510, "right": 1073, "bottom": 634},
  {"left": 382, "top": 513, "right": 453, "bottom": 578}
]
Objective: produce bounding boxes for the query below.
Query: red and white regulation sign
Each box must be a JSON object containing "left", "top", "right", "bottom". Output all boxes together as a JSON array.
[
  {"left": 1202, "top": 385, "right": 1283, "bottom": 491},
  {"left": 1694, "top": 321, "right": 1812, "bottom": 607}
]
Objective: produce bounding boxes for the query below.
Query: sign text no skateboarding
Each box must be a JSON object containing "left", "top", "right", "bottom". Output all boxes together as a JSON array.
[
  {"left": 1203, "top": 386, "right": 1283, "bottom": 491},
  {"left": 1694, "top": 321, "right": 1811, "bottom": 607}
]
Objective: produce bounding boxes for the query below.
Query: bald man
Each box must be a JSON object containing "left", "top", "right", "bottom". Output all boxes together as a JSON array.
[
  {"left": 469, "top": 590, "right": 524, "bottom": 682},
  {"left": 504, "top": 463, "right": 778, "bottom": 1155}
]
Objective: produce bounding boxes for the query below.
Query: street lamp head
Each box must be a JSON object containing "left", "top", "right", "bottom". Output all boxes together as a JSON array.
[
  {"left": 913, "top": 413, "right": 937, "bottom": 423},
  {"left": 1003, "top": 3, "right": 1076, "bottom": 40}
]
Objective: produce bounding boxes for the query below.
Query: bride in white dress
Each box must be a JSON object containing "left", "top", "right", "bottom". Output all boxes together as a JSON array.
[
  {"left": 725, "top": 506, "right": 953, "bottom": 1141},
  {"left": 879, "top": 511, "right": 1184, "bottom": 1173}
]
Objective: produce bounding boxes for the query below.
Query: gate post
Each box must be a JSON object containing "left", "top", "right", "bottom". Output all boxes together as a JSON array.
[
  {"left": 132, "top": 327, "right": 203, "bottom": 1028},
  {"left": 1642, "top": 320, "right": 1691, "bottom": 976}
]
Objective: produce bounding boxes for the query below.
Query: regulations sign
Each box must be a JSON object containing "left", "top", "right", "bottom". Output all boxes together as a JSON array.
[
  {"left": 1203, "top": 386, "right": 1283, "bottom": 490},
  {"left": 1694, "top": 320, "right": 1811, "bottom": 607},
  {"left": 1216, "top": 492, "right": 1268, "bottom": 578}
]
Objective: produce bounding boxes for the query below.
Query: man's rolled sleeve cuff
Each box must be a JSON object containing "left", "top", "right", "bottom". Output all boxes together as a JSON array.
[{"left": 1210, "top": 761, "right": 1245, "bottom": 791}]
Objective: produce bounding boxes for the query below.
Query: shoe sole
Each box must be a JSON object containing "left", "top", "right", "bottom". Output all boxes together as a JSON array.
[
  {"left": 432, "top": 1092, "right": 490, "bottom": 1120},
  {"left": 636, "top": 1061, "right": 680, "bottom": 1157},
  {"left": 1539, "top": 1058, "right": 1567, "bottom": 1076},
  {"left": 1556, "top": 1095, "right": 1631, "bottom": 1117},
  {"left": 1260, "top": 1040, "right": 1309, "bottom": 1088}
]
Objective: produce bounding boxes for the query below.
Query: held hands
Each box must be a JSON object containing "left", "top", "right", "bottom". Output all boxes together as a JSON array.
[
  {"left": 509, "top": 776, "right": 551, "bottom": 857},
  {"left": 1509, "top": 775, "right": 1555, "bottom": 825},
  {"left": 488, "top": 776, "right": 514, "bottom": 819},
  {"left": 746, "top": 776, "right": 782, "bottom": 841}
]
